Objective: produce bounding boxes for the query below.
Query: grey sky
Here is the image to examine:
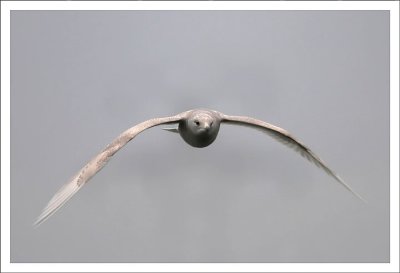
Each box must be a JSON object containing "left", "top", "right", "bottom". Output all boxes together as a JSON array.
[{"left": 11, "top": 11, "right": 389, "bottom": 262}]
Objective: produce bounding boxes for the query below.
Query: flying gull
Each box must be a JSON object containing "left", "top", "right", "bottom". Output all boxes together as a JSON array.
[{"left": 34, "top": 108, "right": 364, "bottom": 226}]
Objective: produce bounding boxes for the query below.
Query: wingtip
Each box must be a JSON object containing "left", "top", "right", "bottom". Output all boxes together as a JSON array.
[
  {"left": 33, "top": 221, "right": 40, "bottom": 228},
  {"left": 33, "top": 212, "right": 49, "bottom": 228},
  {"left": 334, "top": 175, "right": 367, "bottom": 203},
  {"left": 33, "top": 217, "right": 44, "bottom": 228},
  {"left": 354, "top": 191, "right": 368, "bottom": 204}
]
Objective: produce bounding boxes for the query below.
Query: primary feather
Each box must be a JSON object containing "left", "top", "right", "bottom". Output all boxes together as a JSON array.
[
  {"left": 221, "top": 114, "right": 365, "bottom": 202},
  {"left": 34, "top": 114, "right": 184, "bottom": 226},
  {"left": 35, "top": 109, "right": 364, "bottom": 227}
]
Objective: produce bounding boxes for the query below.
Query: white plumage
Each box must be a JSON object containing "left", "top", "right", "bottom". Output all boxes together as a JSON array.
[{"left": 35, "top": 109, "right": 364, "bottom": 226}]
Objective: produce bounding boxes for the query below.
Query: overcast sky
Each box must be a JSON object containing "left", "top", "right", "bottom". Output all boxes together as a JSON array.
[{"left": 11, "top": 10, "right": 389, "bottom": 262}]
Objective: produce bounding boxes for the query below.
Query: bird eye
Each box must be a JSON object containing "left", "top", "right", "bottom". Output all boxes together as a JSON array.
[{"left": 194, "top": 120, "right": 200, "bottom": 126}]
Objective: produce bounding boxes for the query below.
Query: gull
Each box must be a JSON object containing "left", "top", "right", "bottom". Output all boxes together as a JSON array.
[{"left": 34, "top": 108, "right": 364, "bottom": 226}]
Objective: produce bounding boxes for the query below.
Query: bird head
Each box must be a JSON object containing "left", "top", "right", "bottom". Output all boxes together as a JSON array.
[
  {"left": 179, "top": 109, "right": 221, "bottom": 148},
  {"left": 190, "top": 113, "right": 215, "bottom": 133}
]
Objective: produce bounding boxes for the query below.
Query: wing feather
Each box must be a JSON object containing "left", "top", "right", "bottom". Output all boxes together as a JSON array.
[
  {"left": 34, "top": 114, "right": 185, "bottom": 226},
  {"left": 222, "top": 115, "right": 364, "bottom": 201}
]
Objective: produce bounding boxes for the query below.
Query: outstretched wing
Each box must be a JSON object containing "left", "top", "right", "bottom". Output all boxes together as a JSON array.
[
  {"left": 221, "top": 114, "right": 364, "bottom": 201},
  {"left": 34, "top": 113, "right": 186, "bottom": 226}
]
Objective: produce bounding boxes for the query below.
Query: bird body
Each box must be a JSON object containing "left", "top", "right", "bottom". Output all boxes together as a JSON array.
[{"left": 34, "top": 108, "right": 364, "bottom": 226}]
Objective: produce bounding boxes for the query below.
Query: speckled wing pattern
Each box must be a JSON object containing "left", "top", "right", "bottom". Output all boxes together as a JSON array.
[
  {"left": 221, "top": 114, "right": 364, "bottom": 201},
  {"left": 34, "top": 114, "right": 186, "bottom": 226}
]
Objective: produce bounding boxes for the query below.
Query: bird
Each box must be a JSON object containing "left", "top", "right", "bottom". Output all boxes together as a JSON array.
[{"left": 34, "top": 108, "right": 364, "bottom": 226}]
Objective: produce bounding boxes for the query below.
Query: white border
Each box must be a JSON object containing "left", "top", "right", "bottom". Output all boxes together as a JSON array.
[
  {"left": 389, "top": 2, "right": 400, "bottom": 272},
  {"left": 1, "top": 1, "right": 399, "bottom": 272},
  {"left": 0, "top": 0, "right": 398, "bottom": 10}
]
